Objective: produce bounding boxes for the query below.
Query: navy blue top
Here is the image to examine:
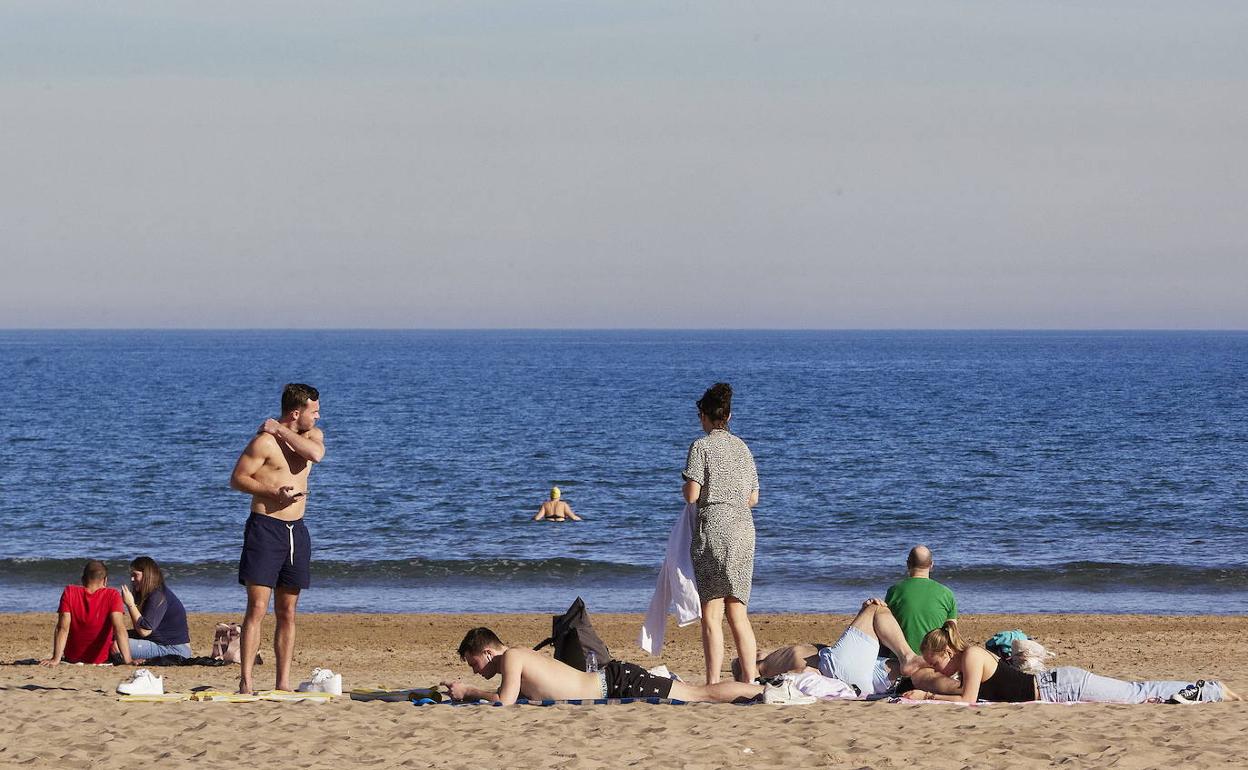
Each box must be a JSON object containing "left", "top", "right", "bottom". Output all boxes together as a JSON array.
[{"left": 138, "top": 586, "right": 190, "bottom": 646}]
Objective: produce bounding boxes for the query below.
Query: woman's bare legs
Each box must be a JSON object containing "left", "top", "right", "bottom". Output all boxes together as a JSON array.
[
  {"left": 725, "top": 597, "right": 758, "bottom": 682},
  {"left": 700, "top": 598, "right": 725, "bottom": 684}
]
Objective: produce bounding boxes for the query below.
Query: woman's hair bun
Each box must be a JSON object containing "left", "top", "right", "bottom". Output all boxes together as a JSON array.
[{"left": 696, "top": 382, "right": 733, "bottom": 425}]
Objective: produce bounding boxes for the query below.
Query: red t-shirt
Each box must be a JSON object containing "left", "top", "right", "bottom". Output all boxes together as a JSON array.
[{"left": 57, "top": 585, "right": 123, "bottom": 664}]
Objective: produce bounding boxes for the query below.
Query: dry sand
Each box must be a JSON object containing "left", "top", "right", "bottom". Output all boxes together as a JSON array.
[{"left": 2, "top": 612, "right": 1246, "bottom": 768}]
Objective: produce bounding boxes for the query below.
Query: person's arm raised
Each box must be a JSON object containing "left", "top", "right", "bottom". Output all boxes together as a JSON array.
[
  {"left": 261, "top": 420, "right": 325, "bottom": 463},
  {"left": 119, "top": 585, "right": 153, "bottom": 637},
  {"left": 39, "top": 612, "right": 72, "bottom": 666}
]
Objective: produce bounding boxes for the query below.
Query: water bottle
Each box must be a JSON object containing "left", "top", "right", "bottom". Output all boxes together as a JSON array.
[{"left": 585, "top": 650, "right": 599, "bottom": 673}]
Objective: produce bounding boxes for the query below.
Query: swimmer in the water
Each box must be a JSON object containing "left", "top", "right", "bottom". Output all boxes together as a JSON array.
[{"left": 533, "top": 487, "right": 582, "bottom": 521}]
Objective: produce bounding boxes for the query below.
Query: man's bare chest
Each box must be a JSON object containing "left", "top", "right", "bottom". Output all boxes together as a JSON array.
[{"left": 265, "top": 443, "right": 311, "bottom": 478}]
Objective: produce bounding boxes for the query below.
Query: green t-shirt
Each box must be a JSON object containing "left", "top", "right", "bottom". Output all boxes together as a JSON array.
[{"left": 884, "top": 577, "right": 958, "bottom": 654}]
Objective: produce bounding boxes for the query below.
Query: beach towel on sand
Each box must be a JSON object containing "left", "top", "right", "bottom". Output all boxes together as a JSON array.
[
  {"left": 117, "top": 693, "right": 192, "bottom": 703},
  {"left": 420, "top": 697, "right": 689, "bottom": 707},
  {"left": 351, "top": 687, "right": 443, "bottom": 702}
]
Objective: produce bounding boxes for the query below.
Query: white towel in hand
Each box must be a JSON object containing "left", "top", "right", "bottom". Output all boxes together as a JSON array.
[{"left": 638, "top": 503, "right": 702, "bottom": 655}]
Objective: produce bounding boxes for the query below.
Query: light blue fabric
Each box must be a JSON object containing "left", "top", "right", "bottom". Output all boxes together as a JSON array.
[
  {"left": 1037, "top": 666, "right": 1224, "bottom": 703},
  {"left": 985, "top": 630, "right": 1028, "bottom": 658},
  {"left": 817, "top": 626, "right": 892, "bottom": 696},
  {"left": 127, "top": 639, "right": 192, "bottom": 659}
]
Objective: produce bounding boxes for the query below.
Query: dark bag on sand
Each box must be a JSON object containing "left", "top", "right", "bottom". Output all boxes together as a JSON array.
[{"left": 533, "top": 597, "right": 611, "bottom": 671}]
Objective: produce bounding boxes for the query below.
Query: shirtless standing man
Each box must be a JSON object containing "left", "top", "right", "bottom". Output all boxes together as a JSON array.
[{"left": 229, "top": 383, "right": 325, "bottom": 694}]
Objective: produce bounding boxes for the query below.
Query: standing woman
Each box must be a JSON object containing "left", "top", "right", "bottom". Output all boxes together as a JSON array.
[
  {"left": 683, "top": 382, "right": 760, "bottom": 684},
  {"left": 120, "top": 556, "right": 192, "bottom": 660}
]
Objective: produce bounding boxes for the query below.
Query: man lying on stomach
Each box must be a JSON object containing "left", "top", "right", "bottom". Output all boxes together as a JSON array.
[{"left": 443, "top": 627, "right": 797, "bottom": 705}]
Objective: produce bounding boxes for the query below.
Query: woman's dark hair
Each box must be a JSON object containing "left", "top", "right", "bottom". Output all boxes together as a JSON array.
[
  {"left": 696, "top": 382, "right": 733, "bottom": 428},
  {"left": 129, "top": 556, "right": 166, "bottom": 609}
]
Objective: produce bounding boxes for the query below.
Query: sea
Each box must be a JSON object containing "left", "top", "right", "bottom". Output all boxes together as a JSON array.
[{"left": 0, "top": 330, "right": 1245, "bottom": 616}]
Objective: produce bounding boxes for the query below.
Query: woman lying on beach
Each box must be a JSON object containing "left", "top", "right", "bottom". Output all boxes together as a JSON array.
[
  {"left": 904, "top": 621, "right": 1242, "bottom": 704},
  {"left": 118, "top": 556, "right": 192, "bottom": 660}
]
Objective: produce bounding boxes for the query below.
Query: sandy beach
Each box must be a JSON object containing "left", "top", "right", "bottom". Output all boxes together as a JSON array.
[{"left": 1, "top": 612, "right": 1245, "bottom": 768}]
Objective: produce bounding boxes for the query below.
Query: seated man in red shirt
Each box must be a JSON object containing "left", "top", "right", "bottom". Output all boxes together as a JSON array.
[{"left": 40, "top": 560, "right": 134, "bottom": 666}]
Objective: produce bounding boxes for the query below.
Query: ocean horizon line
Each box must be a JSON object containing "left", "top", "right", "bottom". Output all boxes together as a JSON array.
[{"left": 3, "top": 327, "right": 1247, "bottom": 334}]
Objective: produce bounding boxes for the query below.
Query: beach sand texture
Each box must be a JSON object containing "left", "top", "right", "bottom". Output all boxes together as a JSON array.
[{"left": 2, "top": 612, "right": 1245, "bottom": 768}]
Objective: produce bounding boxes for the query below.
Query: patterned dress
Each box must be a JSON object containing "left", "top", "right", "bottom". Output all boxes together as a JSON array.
[{"left": 682, "top": 428, "right": 759, "bottom": 605}]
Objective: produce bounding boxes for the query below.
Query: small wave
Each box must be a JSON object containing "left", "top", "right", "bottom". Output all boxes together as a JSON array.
[
  {"left": 933, "top": 562, "right": 1248, "bottom": 591},
  {"left": 0, "top": 556, "right": 654, "bottom": 584},
  {"left": 5, "top": 557, "right": 1246, "bottom": 593}
]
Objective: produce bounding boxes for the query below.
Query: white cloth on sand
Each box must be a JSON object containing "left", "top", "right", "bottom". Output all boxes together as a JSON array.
[
  {"left": 789, "top": 671, "right": 861, "bottom": 700},
  {"left": 639, "top": 503, "right": 702, "bottom": 655}
]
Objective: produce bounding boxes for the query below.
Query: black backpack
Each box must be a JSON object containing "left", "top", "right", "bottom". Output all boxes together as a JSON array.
[{"left": 532, "top": 597, "right": 612, "bottom": 671}]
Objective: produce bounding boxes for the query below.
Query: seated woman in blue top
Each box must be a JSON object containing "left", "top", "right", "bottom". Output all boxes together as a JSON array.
[{"left": 119, "top": 556, "right": 191, "bottom": 660}]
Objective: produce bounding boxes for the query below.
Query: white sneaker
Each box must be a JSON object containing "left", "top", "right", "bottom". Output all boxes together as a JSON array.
[
  {"left": 117, "top": 668, "right": 164, "bottom": 696},
  {"left": 296, "top": 668, "right": 342, "bottom": 696},
  {"left": 762, "top": 676, "right": 816, "bottom": 705}
]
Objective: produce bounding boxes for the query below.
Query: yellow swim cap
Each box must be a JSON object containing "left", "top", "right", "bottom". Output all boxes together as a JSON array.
[{"left": 551, "top": 487, "right": 561, "bottom": 500}]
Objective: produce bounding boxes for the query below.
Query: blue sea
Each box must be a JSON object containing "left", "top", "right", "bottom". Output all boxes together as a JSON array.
[{"left": 1, "top": 330, "right": 1245, "bottom": 616}]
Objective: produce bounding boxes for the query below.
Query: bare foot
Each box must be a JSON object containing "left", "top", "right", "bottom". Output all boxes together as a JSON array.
[
  {"left": 238, "top": 676, "right": 253, "bottom": 695},
  {"left": 899, "top": 653, "right": 926, "bottom": 676},
  {"left": 1220, "top": 683, "right": 1242, "bottom": 701}
]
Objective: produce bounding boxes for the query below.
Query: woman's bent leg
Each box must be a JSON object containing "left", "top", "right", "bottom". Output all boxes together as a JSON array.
[
  {"left": 725, "top": 597, "right": 757, "bottom": 682},
  {"left": 700, "top": 598, "right": 725, "bottom": 684}
]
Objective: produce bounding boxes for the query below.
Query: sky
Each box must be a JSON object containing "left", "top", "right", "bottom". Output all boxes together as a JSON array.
[{"left": 2, "top": 1, "right": 1245, "bottom": 329}]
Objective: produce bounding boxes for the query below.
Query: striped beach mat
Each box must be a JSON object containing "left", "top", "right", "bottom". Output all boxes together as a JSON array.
[
  {"left": 351, "top": 687, "right": 443, "bottom": 703},
  {"left": 416, "top": 697, "right": 688, "bottom": 707}
]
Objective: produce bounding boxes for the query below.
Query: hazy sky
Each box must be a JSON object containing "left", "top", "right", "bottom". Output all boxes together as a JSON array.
[{"left": 2, "top": 1, "right": 1245, "bottom": 328}]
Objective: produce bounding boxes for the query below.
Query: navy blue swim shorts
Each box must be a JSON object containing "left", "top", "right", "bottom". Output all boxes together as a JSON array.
[{"left": 238, "top": 513, "right": 311, "bottom": 590}]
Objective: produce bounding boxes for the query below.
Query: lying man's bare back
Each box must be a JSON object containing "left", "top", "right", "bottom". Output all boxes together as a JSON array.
[{"left": 444, "top": 627, "right": 780, "bottom": 706}]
